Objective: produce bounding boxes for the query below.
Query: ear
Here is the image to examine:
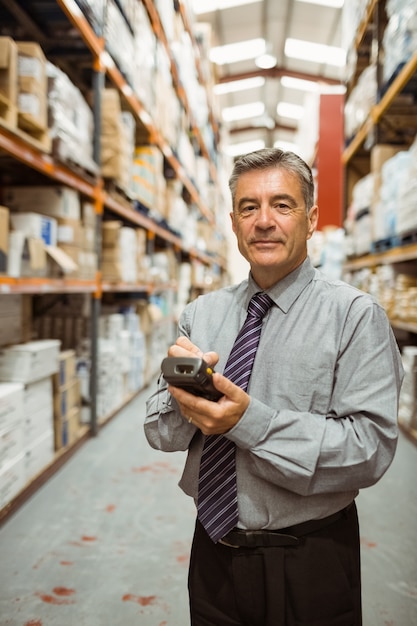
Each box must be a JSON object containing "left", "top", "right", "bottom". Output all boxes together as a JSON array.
[
  {"left": 307, "top": 205, "right": 319, "bottom": 240},
  {"left": 230, "top": 211, "right": 237, "bottom": 235}
]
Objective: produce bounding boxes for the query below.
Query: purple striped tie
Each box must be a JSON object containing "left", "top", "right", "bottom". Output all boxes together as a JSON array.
[{"left": 197, "top": 292, "right": 274, "bottom": 542}]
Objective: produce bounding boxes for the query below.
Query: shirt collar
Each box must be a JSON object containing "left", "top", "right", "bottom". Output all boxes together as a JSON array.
[{"left": 247, "top": 257, "right": 316, "bottom": 313}]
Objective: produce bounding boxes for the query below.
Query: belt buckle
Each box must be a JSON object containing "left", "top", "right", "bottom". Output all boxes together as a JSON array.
[{"left": 218, "top": 538, "right": 239, "bottom": 549}]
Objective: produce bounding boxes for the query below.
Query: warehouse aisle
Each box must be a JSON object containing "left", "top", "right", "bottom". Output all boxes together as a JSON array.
[{"left": 0, "top": 379, "right": 417, "bottom": 626}]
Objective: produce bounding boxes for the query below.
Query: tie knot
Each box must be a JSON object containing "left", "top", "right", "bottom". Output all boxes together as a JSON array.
[{"left": 247, "top": 292, "right": 274, "bottom": 319}]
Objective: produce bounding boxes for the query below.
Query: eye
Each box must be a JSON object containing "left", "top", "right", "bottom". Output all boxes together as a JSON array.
[
  {"left": 239, "top": 205, "right": 257, "bottom": 216},
  {"left": 273, "top": 203, "right": 292, "bottom": 214}
]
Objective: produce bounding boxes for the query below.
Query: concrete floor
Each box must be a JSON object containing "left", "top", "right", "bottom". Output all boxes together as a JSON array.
[{"left": 0, "top": 379, "right": 416, "bottom": 626}]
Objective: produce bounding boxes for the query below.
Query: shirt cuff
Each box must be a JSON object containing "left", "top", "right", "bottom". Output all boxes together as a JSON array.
[{"left": 227, "top": 397, "right": 274, "bottom": 448}]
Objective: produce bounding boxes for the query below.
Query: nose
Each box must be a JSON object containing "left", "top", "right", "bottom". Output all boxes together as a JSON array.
[{"left": 255, "top": 205, "right": 276, "bottom": 228}]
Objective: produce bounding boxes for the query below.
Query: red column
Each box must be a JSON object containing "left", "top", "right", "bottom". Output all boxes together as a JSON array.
[{"left": 316, "top": 93, "right": 344, "bottom": 229}]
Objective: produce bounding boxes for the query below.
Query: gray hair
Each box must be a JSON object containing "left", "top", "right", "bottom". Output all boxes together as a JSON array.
[{"left": 228, "top": 148, "right": 315, "bottom": 212}]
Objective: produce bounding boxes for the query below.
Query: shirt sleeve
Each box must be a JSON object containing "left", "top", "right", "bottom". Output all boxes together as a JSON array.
[
  {"left": 144, "top": 305, "right": 197, "bottom": 452},
  {"left": 227, "top": 301, "right": 404, "bottom": 497}
]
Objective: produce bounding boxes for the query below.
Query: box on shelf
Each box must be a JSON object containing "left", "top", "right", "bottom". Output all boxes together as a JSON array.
[
  {"left": 25, "top": 428, "right": 54, "bottom": 482},
  {"left": 7, "top": 232, "right": 47, "bottom": 278},
  {"left": 55, "top": 350, "right": 76, "bottom": 388},
  {"left": 0, "top": 36, "right": 18, "bottom": 126},
  {"left": 24, "top": 401, "right": 54, "bottom": 447},
  {"left": 17, "top": 41, "right": 47, "bottom": 129},
  {"left": 0, "top": 422, "right": 24, "bottom": 469},
  {"left": 0, "top": 382, "right": 24, "bottom": 433},
  {"left": 0, "top": 294, "right": 31, "bottom": 348},
  {"left": 10, "top": 212, "right": 57, "bottom": 246},
  {"left": 54, "top": 406, "right": 81, "bottom": 450},
  {"left": 54, "top": 379, "right": 80, "bottom": 423},
  {"left": 0, "top": 451, "right": 26, "bottom": 509},
  {"left": 0, "top": 339, "right": 61, "bottom": 384},
  {"left": 4, "top": 186, "right": 81, "bottom": 221},
  {"left": 0, "top": 206, "right": 9, "bottom": 274}
]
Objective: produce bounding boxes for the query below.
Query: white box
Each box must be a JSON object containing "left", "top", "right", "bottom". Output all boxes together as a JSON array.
[
  {"left": 10, "top": 212, "right": 57, "bottom": 246},
  {"left": 25, "top": 429, "right": 54, "bottom": 482},
  {"left": 0, "top": 452, "right": 26, "bottom": 509},
  {"left": 0, "top": 383, "right": 24, "bottom": 432},
  {"left": 4, "top": 186, "right": 81, "bottom": 220},
  {"left": 24, "top": 376, "right": 53, "bottom": 414},
  {"left": 0, "top": 340, "right": 61, "bottom": 384},
  {"left": 23, "top": 402, "right": 53, "bottom": 447},
  {"left": 0, "top": 423, "right": 24, "bottom": 469}
]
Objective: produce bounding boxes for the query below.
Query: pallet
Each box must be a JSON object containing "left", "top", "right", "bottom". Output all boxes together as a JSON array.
[
  {"left": 371, "top": 229, "right": 417, "bottom": 254},
  {"left": 17, "top": 111, "right": 51, "bottom": 152},
  {"left": 0, "top": 92, "right": 17, "bottom": 126}
]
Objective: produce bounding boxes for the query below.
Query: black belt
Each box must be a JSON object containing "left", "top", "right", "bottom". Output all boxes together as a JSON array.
[{"left": 218, "top": 503, "right": 353, "bottom": 548}]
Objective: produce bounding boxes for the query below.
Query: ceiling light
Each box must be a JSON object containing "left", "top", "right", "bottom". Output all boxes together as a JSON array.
[
  {"left": 222, "top": 101, "right": 265, "bottom": 122},
  {"left": 276, "top": 102, "right": 304, "bottom": 120},
  {"left": 255, "top": 52, "right": 277, "bottom": 69},
  {"left": 280, "top": 76, "right": 319, "bottom": 92},
  {"left": 296, "top": 0, "right": 344, "bottom": 7},
  {"left": 285, "top": 38, "right": 346, "bottom": 67},
  {"left": 223, "top": 139, "right": 265, "bottom": 157},
  {"left": 192, "top": 0, "right": 262, "bottom": 15},
  {"left": 214, "top": 76, "right": 265, "bottom": 95},
  {"left": 209, "top": 38, "right": 265, "bottom": 65}
]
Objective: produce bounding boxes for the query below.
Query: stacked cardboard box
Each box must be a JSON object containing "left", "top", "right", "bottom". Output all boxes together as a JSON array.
[
  {"left": 53, "top": 350, "right": 81, "bottom": 450},
  {"left": 17, "top": 42, "right": 48, "bottom": 131},
  {"left": 0, "top": 36, "right": 18, "bottom": 126},
  {"left": 0, "top": 383, "right": 25, "bottom": 509}
]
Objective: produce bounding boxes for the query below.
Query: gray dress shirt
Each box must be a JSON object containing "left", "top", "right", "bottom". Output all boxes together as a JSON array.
[{"left": 145, "top": 258, "right": 404, "bottom": 530}]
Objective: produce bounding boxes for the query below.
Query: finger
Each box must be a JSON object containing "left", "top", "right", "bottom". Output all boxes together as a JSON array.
[
  {"left": 212, "top": 373, "right": 249, "bottom": 405},
  {"left": 202, "top": 351, "right": 219, "bottom": 367},
  {"left": 175, "top": 336, "right": 204, "bottom": 356}
]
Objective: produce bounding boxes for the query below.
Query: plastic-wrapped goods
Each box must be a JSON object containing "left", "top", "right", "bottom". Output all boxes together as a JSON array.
[
  {"left": 383, "top": 0, "right": 417, "bottom": 85},
  {"left": 47, "top": 62, "right": 97, "bottom": 174},
  {"left": 344, "top": 64, "right": 377, "bottom": 140}
]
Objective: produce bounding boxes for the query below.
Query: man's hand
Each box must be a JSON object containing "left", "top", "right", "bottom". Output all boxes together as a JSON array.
[
  {"left": 168, "top": 336, "right": 219, "bottom": 370},
  {"left": 168, "top": 371, "right": 250, "bottom": 435}
]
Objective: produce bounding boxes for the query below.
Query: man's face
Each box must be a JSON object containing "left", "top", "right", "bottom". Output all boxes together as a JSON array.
[{"left": 230, "top": 167, "right": 318, "bottom": 289}]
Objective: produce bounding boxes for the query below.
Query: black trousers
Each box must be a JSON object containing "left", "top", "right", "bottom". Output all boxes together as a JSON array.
[{"left": 188, "top": 503, "right": 362, "bottom": 626}]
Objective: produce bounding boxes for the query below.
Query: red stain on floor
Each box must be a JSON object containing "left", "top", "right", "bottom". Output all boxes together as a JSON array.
[
  {"left": 360, "top": 537, "right": 377, "bottom": 548},
  {"left": 24, "top": 621, "right": 42, "bottom": 626},
  {"left": 60, "top": 561, "right": 74, "bottom": 566},
  {"left": 35, "top": 587, "right": 76, "bottom": 605},
  {"left": 176, "top": 554, "right": 189, "bottom": 565},
  {"left": 53, "top": 587, "right": 75, "bottom": 597},
  {"left": 106, "top": 504, "right": 116, "bottom": 512},
  {"left": 122, "top": 594, "right": 157, "bottom": 606},
  {"left": 81, "top": 535, "right": 97, "bottom": 542},
  {"left": 132, "top": 461, "right": 177, "bottom": 475}
]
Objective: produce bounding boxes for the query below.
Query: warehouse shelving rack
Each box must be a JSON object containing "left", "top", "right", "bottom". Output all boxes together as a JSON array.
[
  {"left": 0, "top": 0, "right": 226, "bottom": 521},
  {"left": 342, "top": 0, "right": 417, "bottom": 445}
]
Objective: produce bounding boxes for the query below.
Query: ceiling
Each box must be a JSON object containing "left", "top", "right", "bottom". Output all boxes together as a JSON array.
[
  {"left": 0, "top": 0, "right": 347, "bottom": 164},
  {"left": 191, "top": 0, "right": 346, "bottom": 158}
]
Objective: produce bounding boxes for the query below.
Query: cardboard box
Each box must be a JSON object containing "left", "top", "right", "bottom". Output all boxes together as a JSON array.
[
  {"left": 0, "top": 451, "right": 26, "bottom": 509},
  {"left": 54, "top": 406, "right": 80, "bottom": 450},
  {"left": 0, "top": 339, "right": 61, "bottom": 384},
  {"left": 25, "top": 429, "right": 54, "bottom": 482},
  {"left": 17, "top": 41, "right": 47, "bottom": 128},
  {"left": 4, "top": 186, "right": 81, "bottom": 221},
  {"left": 55, "top": 350, "right": 76, "bottom": 388},
  {"left": 24, "top": 376, "right": 53, "bottom": 414},
  {"left": 0, "top": 423, "right": 24, "bottom": 469},
  {"left": 0, "top": 206, "right": 9, "bottom": 274},
  {"left": 7, "top": 232, "right": 46, "bottom": 278},
  {"left": 54, "top": 379, "right": 80, "bottom": 421},
  {"left": 10, "top": 212, "right": 57, "bottom": 246},
  {"left": 0, "top": 37, "right": 17, "bottom": 125},
  {"left": 0, "top": 383, "right": 24, "bottom": 433},
  {"left": 23, "top": 402, "right": 54, "bottom": 447}
]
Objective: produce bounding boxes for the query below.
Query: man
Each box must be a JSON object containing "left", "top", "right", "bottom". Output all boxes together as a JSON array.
[{"left": 145, "top": 148, "right": 403, "bottom": 625}]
